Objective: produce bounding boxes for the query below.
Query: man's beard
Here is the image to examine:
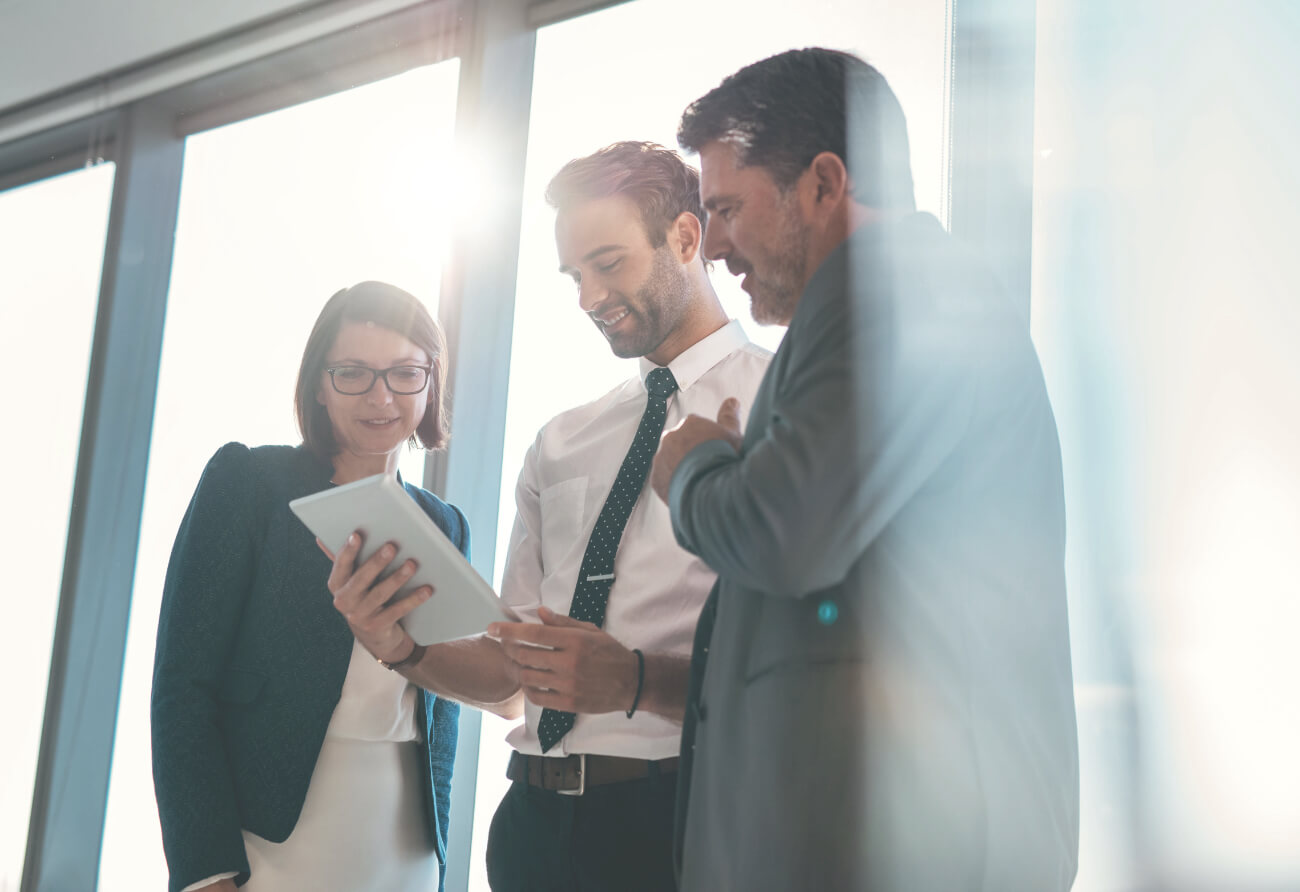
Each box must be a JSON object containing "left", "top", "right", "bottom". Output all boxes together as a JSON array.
[
  {"left": 604, "top": 245, "right": 692, "bottom": 358},
  {"left": 746, "top": 197, "right": 809, "bottom": 326}
]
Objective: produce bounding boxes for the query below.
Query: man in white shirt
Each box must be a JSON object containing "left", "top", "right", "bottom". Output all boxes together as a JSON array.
[{"left": 329, "top": 141, "right": 770, "bottom": 891}]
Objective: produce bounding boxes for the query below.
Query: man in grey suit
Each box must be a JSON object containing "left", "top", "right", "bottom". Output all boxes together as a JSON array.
[{"left": 650, "top": 48, "right": 1080, "bottom": 891}]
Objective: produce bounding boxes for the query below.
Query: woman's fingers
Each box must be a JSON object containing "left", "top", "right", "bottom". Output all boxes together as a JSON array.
[
  {"left": 353, "top": 542, "right": 400, "bottom": 591},
  {"left": 326, "top": 535, "right": 434, "bottom": 669},
  {"left": 329, "top": 536, "right": 400, "bottom": 612},
  {"left": 325, "top": 532, "right": 361, "bottom": 593},
  {"left": 355, "top": 558, "right": 419, "bottom": 617},
  {"left": 373, "top": 585, "right": 434, "bottom": 629}
]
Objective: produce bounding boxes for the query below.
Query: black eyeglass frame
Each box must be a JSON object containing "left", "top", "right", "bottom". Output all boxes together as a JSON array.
[{"left": 324, "top": 364, "right": 433, "bottom": 396}]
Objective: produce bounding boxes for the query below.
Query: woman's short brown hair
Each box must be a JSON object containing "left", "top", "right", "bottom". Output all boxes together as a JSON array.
[{"left": 294, "top": 281, "right": 449, "bottom": 460}]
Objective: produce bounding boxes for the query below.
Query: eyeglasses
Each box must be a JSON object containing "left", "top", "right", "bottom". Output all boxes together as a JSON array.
[{"left": 325, "top": 365, "right": 432, "bottom": 395}]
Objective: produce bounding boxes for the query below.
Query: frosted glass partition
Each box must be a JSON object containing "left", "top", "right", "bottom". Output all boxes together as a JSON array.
[{"left": 1031, "top": 3, "right": 1300, "bottom": 889}]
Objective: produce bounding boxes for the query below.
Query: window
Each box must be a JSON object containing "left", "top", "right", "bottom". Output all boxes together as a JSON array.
[
  {"left": 0, "top": 162, "right": 115, "bottom": 892},
  {"left": 97, "top": 61, "right": 460, "bottom": 890}
]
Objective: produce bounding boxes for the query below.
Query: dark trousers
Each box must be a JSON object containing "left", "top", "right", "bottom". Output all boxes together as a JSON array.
[{"left": 485, "top": 772, "right": 678, "bottom": 892}]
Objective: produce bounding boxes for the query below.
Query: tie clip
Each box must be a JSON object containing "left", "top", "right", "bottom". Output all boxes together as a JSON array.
[{"left": 586, "top": 573, "right": 615, "bottom": 582}]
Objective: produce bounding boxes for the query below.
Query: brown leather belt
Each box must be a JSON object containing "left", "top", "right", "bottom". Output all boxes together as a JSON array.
[{"left": 507, "top": 751, "right": 679, "bottom": 796}]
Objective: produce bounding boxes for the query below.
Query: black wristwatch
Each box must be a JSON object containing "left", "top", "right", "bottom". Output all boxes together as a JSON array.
[{"left": 377, "top": 641, "right": 427, "bottom": 671}]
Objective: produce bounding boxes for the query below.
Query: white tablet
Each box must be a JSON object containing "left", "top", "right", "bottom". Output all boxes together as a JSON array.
[{"left": 289, "top": 473, "right": 517, "bottom": 645}]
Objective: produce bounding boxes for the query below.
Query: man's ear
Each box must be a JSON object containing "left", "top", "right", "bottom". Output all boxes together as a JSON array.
[
  {"left": 808, "top": 151, "right": 851, "bottom": 211},
  {"left": 667, "top": 210, "right": 703, "bottom": 264}
]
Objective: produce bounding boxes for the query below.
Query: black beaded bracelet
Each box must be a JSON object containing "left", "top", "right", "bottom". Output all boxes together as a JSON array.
[{"left": 626, "top": 648, "right": 646, "bottom": 718}]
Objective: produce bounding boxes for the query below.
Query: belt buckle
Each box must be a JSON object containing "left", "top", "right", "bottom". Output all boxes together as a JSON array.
[{"left": 557, "top": 753, "right": 585, "bottom": 796}]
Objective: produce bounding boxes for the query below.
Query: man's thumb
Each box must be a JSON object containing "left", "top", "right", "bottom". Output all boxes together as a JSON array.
[{"left": 717, "top": 397, "right": 741, "bottom": 429}]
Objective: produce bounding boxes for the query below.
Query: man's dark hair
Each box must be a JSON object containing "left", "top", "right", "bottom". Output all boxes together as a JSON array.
[
  {"left": 678, "top": 47, "right": 916, "bottom": 211},
  {"left": 546, "top": 141, "right": 707, "bottom": 247}
]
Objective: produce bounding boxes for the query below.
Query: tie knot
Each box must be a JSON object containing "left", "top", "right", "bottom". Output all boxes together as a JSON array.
[{"left": 645, "top": 367, "right": 678, "bottom": 400}]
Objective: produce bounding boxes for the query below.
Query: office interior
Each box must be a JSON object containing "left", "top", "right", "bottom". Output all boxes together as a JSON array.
[{"left": 2, "top": 0, "right": 1297, "bottom": 890}]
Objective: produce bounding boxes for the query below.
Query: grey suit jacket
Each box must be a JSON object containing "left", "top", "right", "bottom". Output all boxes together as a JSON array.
[{"left": 670, "top": 214, "right": 1079, "bottom": 892}]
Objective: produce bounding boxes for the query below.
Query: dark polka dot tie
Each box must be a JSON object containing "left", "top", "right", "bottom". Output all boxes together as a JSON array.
[{"left": 536, "top": 366, "right": 679, "bottom": 752}]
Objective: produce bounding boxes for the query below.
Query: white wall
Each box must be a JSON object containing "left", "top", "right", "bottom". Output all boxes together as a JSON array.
[{"left": 0, "top": 0, "right": 319, "bottom": 111}]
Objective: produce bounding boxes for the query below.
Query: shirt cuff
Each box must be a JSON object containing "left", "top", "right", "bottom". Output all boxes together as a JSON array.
[{"left": 182, "top": 872, "right": 239, "bottom": 891}]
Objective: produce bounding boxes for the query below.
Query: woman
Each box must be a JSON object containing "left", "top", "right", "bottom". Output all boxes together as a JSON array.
[{"left": 151, "top": 281, "right": 465, "bottom": 892}]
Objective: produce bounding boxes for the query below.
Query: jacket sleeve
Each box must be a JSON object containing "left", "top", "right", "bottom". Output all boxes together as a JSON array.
[
  {"left": 669, "top": 292, "right": 977, "bottom": 598},
  {"left": 151, "top": 443, "right": 259, "bottom": 891}
]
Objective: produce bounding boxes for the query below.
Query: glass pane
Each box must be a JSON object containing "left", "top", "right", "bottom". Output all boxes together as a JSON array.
[
  {"left": 0, "top": 162, "right": 114, "bottom": 891},
  {"left": 98, "top": 60, "right": 460, "bottom": 891},
  {"left": 474, "top": 2, "right": 951, "bottom": 888},
  {"left": 1031, "top": 3, "right": 1300, "bottom": 890}
]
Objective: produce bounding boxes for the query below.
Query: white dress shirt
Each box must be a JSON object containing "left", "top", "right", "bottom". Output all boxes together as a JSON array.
[{"left": 499, "top": 320, "right": 771, "bottom": 759}]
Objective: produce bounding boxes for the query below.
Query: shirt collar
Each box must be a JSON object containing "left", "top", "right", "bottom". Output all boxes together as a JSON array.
[{"left": 638, "top": 319, "right": 749, "bottom": 393}]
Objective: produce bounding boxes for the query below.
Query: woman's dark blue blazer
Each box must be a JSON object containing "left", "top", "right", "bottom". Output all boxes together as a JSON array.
[{"left": 151, "top": 443, "right": 465, "bottom": 892}]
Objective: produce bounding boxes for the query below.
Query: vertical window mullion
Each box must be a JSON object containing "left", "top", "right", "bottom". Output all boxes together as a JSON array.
[{"left": 23, "top": 101, "right": 184, "bottom": 892}]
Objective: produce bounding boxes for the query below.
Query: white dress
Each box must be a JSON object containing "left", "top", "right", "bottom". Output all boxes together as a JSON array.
[{"left": 240, "top": 640, "right": 440, "bottom": 892}]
